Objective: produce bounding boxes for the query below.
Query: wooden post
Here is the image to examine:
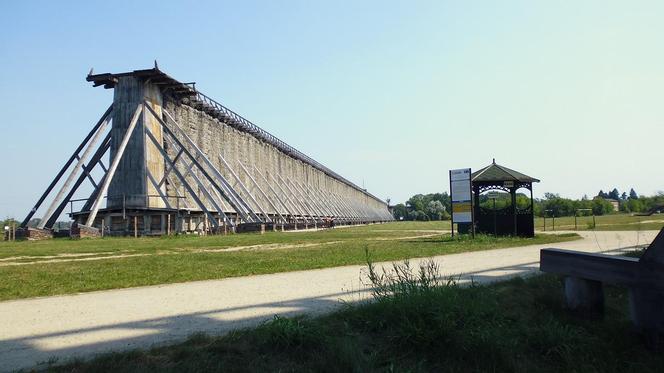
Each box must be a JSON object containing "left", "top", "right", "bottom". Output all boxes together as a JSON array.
[
  {"left": 12, "top": 223, "right": 16, "bottom": 241},
  {"left": 167, "top": 214, "right": 171, "bottom": 235},
  {"left": 134, "top": 216, "right": 138, "bottom": 238},
  {"left": 101, "top": 219, "right": 105, "bottom": 238}
]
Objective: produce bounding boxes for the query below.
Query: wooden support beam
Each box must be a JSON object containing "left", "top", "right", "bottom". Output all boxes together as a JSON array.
[
  {"left": 85, "top": 105, "right": 143, "bottom": 227},
  {"left": 32, "top": 106, "right": 112, "bottom": 228}
]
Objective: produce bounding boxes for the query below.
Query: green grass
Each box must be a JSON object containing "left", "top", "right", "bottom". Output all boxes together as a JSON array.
[
  {"left": 534, "top": 213, "right": 664, "bottom": 231},
  {"left": 0, "top": 221, "right": 578, "bottom": 301},
  {"left": 45, "top": 272, "right": 663, "bottom": 372}
]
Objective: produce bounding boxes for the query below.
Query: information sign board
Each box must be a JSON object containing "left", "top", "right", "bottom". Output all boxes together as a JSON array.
[{"left": 449, "top": 168, "right": 472, "bottom": 223}]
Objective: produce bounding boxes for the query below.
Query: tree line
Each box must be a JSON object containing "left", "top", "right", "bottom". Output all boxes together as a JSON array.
[
  {"left": 390, "top": 188, "right": 664, "bottom": 221},
  {"left": 537, "top": 189, "right": 663, "bottom": 217}
]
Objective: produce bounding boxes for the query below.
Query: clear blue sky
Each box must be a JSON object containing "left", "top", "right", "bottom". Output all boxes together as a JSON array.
[{"left": 1, "top": 1, "right": 662, "bottom": 218}]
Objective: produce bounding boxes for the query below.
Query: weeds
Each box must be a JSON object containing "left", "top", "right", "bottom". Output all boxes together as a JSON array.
[
  {"left": 46, "top": 272, "right": 664, "bottom": 373},
  {"left": 364, "top": 247, "right": 450, "bottom": 300}
]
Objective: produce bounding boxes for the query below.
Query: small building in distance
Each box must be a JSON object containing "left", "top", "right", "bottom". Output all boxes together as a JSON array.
[{"left": 602, "top": 198, "right": 620, "bottom": 212}]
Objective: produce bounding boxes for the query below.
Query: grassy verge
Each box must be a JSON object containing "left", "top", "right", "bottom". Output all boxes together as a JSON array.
[
  {"left": 534, "top": 213, "right": 664, "bottom": 231},
  {"left": 0, "top": 222, "right": 578, "bottom": 301},
  {"left": 46, "top": 269, "right": 662, "bottom": 372}
]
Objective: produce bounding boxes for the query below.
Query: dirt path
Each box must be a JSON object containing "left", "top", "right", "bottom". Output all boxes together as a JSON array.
[
  {"left": 0, "top": 228, "right": 443, "bottom": 267},
  {"left": 0, "top": 230, "right": 656, "bottom": 372}
]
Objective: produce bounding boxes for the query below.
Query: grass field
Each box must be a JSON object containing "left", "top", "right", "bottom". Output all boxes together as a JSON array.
[
  {"left": 46, "top": 270, "right": 662, "bottom": 372},
  {"left": 534, "top": 213, "right": 664, "bottom": 231},
  {"left": 0, "top": 221, "right": 578, "bottom": 301}
]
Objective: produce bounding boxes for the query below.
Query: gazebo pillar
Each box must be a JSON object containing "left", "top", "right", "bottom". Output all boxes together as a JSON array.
[{"left": 512, "top": 187, "right": 517, "bottom": 236}]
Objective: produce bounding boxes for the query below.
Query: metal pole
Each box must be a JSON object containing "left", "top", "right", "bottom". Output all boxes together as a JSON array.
[
  {"left": 134, "top": 216, "right": 137, "bottom": 238},
  {"left": 449, "top": 170, "right": 454, "bottom": 238},
  {"left": 470, "top": 180, "right": 476, "bottom": 239}
]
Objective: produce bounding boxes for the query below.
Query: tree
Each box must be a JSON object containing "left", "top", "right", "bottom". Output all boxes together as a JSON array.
[
  {"left": 597, "top": 190, "right": 607, "bottom": 198},
  {"left": 621, "top": 198, "right": 644, "bottom": 213},
  {"left": 408, "top": 210, "right": 428, "bottom": 221},
  {"left": 608, "top": 188, "right": 620, "bottom": 200},
  {"left": 406, "top": 194, "right": 426, "bottom": 212},
  {"left": 629, "top": 188, "right": 638, "bottom": 199},
  {"left": 620, "top": 192, "right": 628, "bottom": 200},
  {"left": 1, "top": 217, "right": 19, "bottom": 229},
  {"left": 592, "top": 198, "right": 614, "bottom": 215},
  {"left": 425, "top": 200, "right": 446, "bottom": 220},
  {"left": 391, "top": 204, "right": 408, "bottom": 220}
]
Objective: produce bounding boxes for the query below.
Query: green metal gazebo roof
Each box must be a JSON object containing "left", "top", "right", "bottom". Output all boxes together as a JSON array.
[{"left": 471, "top": 160, "right": 540, "bottom": 183}]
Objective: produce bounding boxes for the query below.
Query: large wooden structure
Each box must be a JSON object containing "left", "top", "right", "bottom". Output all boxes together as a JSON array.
[{"left": 21, "top": 66, "right": 393, "bottom": 236}]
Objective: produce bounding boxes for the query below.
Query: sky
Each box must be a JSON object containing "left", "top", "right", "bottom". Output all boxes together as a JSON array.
[{"left": 0, "top": 0, "right": 663, "bottom": 218}]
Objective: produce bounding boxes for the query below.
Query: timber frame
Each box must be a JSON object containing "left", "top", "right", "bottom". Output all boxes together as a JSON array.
[
  {"left": 471, "top": 160, "right": 540, "bottom": 237},
  {"left": 19, "top": 66, "right": 392, "bottom": 238}
]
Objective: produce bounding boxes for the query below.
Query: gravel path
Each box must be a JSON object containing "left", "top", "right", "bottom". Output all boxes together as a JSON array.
[{"left": 0, "top": 230, "right": 657, "bottom": 372}]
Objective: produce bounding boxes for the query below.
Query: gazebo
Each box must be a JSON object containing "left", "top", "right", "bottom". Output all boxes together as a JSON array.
[{"left": 471, "top": 160, "right": 540, "bottom": 237}]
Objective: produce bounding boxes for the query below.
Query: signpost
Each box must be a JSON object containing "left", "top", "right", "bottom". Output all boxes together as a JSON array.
[{"left": 449, "top": 168, "right": 474, "bottom": 237}]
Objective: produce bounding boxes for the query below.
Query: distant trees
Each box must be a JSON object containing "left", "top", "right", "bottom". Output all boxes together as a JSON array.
[
  {"left": 391, "top": 187, "right": 662, "bottom": 221},
  {"left": 391, "top": 204, "right": 408, "bottom": 220},
  {"left": 395, "top": 193, "right": 451, "bottom": 221},
  {"left": 533, "top": 188, "right": 663, "bottom": 217},
  {"left": 608, "top": 188, "right": 620, "bottom": 200},
  {"left": 534, "top": 193, "right": 614, "bottom": 217},
  {"left": 1, "top": 217, "right": 19, "bottom": 229},
  {"left": 426, "top": 200, "right": 446, "bottom": 221}
]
